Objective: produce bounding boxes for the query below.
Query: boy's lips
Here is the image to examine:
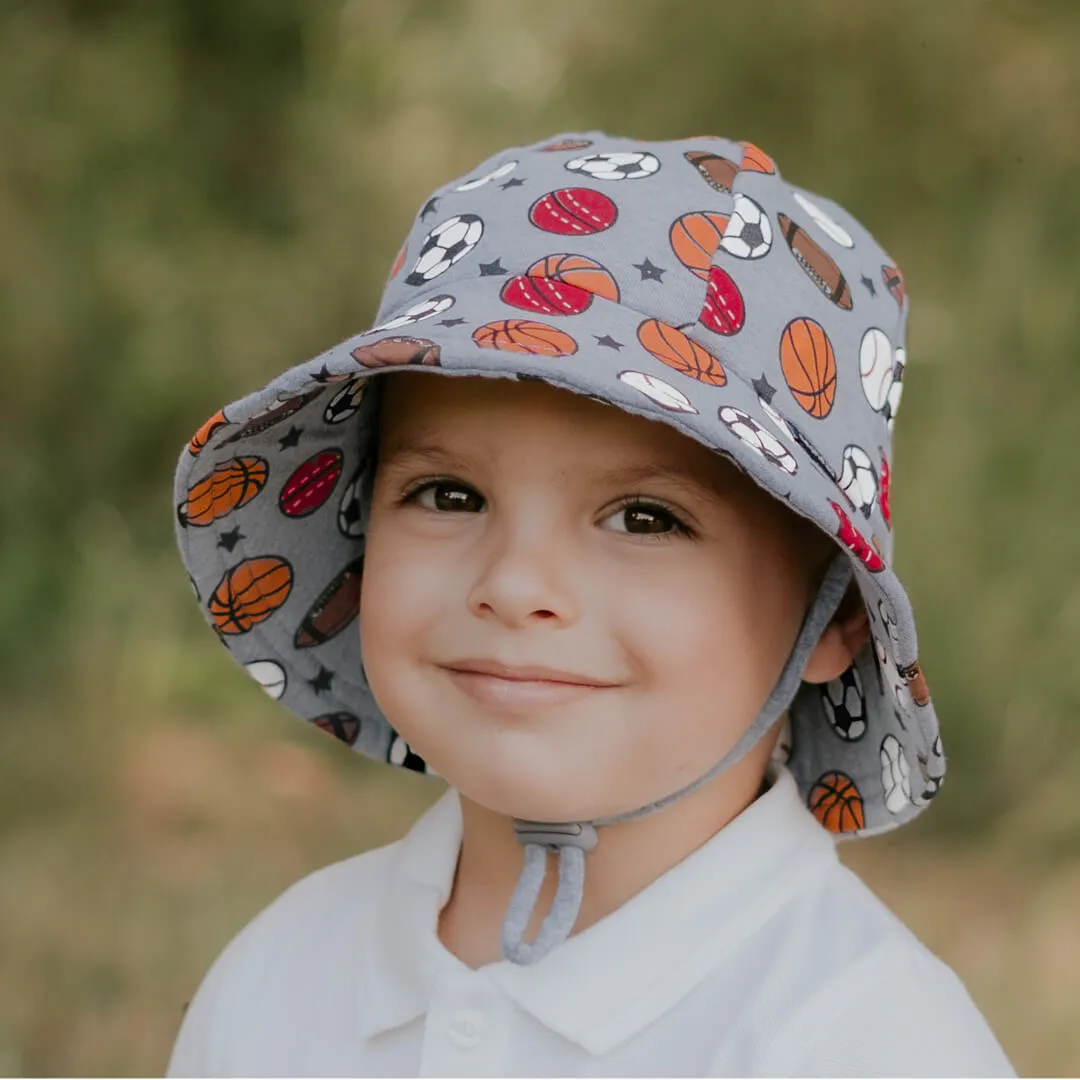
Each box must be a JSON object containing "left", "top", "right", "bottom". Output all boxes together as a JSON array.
[
  {"left": 443, "top": 658, "right": 617, "bottom": 686},
  {"left": 440, "top": 659, "right": 619, "bottom": 709}
]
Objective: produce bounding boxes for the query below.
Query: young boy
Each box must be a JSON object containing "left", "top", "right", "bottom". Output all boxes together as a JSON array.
[{"left": 167, "top": 133, "right": 1014, "bottom": 1076}]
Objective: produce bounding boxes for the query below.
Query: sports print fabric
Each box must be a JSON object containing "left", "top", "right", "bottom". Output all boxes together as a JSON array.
[{"left": 174, "top": 132, "right": 944, "bottom": 846}]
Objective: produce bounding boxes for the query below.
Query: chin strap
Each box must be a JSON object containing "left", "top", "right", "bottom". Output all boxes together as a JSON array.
[{"left": 499, "top": 553, "right": 854, "bottom": 966}]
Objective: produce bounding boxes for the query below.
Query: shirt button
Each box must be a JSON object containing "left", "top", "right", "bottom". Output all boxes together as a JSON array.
[{"left": 447, "top": 1008, "right": 485, "bottom": 1048}]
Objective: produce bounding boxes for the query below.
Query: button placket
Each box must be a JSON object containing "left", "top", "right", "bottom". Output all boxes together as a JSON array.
[{"left": 447, "top": 1007, "right": 486, "bottom": 1048}]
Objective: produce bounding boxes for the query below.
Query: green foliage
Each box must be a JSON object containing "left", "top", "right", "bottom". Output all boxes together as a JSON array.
[{"left": 2, "top": 0, "right": 1078, "bottom": 846}]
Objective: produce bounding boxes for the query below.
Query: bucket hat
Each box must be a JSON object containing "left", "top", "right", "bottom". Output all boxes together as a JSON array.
[{"left": 174, "top": 131, "right": 944, "bottom": 965}]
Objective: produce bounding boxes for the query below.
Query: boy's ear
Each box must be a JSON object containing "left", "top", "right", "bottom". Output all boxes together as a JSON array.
[{"left": 801, "top": 583, "right": 871, "bottom": 685}]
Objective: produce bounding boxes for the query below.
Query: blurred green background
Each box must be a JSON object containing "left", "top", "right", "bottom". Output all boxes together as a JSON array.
[{"left": 2, "top": 0, "right": 1079, "bottom": 1073}]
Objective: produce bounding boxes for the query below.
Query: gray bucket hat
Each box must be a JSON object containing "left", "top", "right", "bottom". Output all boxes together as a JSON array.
[{"left": 174, "top": 131, "right": 944, "bottom": 965}]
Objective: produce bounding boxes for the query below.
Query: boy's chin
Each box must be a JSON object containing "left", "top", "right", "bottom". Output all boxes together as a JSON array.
[{"left": 449, "top": 760, "right": 645, "bottom": 826}]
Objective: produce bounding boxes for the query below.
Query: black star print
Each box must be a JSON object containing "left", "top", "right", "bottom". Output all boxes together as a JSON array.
[
  {"left": 420, "top": 197, "right": 439, "bottom": 221},
  {"left": 278, "top": 425, "right": 303, "bottom": 450},
  {"left": 478, "top": 258, "right": 508, "bottom": 276},
  {"left": 311, "top": 363, "right": 337, "bottom": 384},
  {"left": 438, "top": 317, "right": 466, "bottom": 327},
  {"left": 309, "top": 665, "right": 334, "bottom": 694},
  {"left": 752, "top": 375, "right": 777, "bottom": 404},
  {"left": 500, "top": 177, "right": 525, "bottom": 190},
  {"left": 860, "top": 274, "right": 877, "bottom": 296},
  {"left": 633, "top": 257, "right": 666, "bottom": 282},
  {"left": 594, "top": 334, "right": 624, "bottom": 350},
  {"left": 216, "top": 526, "right": 245, "bottom": 552}
]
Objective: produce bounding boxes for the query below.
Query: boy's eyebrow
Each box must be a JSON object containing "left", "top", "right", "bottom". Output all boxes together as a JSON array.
[{"left": 379, "top": 441, "right": 722, "bottom": 502}]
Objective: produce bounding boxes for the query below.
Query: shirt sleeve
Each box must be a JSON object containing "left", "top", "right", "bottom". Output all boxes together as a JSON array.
[
  {"left": 746, "top": 939, "right": 1016, "bottom": 1078},
  {"left": 165, "top": 944, "right": 229, "bottom": 1077},
  {"left": 165, "top": 915, "right": 258, "bottom": 1078}
]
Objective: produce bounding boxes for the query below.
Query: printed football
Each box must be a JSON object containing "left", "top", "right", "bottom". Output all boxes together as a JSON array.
[
  {"left": 822, "top": 666, "right": 867, "bottom": 742},
  {"left": 719, "top": 194, "right": 773, "bottom": 259},
  {"left": 405, "top": 215, "right": 484, "bottom": 285}
]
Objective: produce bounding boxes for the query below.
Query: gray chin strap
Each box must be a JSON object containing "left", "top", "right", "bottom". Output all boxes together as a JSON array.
[{"left": 499, "top": 553, "right": 854, "bottom": 966}]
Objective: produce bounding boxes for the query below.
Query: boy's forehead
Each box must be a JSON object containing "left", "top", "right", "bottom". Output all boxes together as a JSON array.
[{"left": 375, "top": 374, "right": 758, "bottom": 503}]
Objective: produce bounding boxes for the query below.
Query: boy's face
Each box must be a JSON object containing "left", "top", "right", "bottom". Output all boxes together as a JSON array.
[{"left": 361, "top": 372, "right": 832, "bottom": 823}]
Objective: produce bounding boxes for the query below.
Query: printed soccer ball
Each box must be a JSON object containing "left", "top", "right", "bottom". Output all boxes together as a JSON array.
[
  {"left": 839, "top": 444, "right": 878, "bottom": 518},
  {"left": 822, "top": 666, "right": 867, "bottom": 742},
  {"left": 369, "top": 294, "right": 455, "bottom": 332},
  {"left": 337, "top": 465, "right": 368, "bottom": 538},
  {"left": 880, "top": 733, "right": 912, "bottom": 813},
  {"left": 718, "top": 405, "right": 798, "bottom": 474},
  {"left": 388, "top": 732, "right": 433, "bottom": 774},
  {"left": 719, "top": 194, "right": 773, "bottom": 259},
  {"left": 564, "top": 151, "right": 661, "bottom": 181},
  {"left": 323, "top": 378, "right": 367, "bottom": 425},
  {"left": 405, "top": 217, "right": 484, "bottom": 285}
]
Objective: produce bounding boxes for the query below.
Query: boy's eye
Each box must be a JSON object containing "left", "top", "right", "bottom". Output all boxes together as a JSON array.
[
  {"left": 402, "top": 482, "right": 690, "bottom": 538},
  {"left": 602, "top": 499, "right": 690, "bottom": 537},
  {"left": 407, "top": 480, "right": 484, "bottom": 513}
]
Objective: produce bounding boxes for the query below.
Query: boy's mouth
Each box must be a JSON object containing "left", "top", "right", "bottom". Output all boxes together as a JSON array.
[
  {"left": 441, "top": 658, "right": 618, "bottom": 709},
  {"left": 443, "top": 667, "right": 611, "bottom": 709}
]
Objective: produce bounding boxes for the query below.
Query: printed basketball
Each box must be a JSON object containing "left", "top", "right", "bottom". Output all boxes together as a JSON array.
[
  {"left": 529, "top": 254, "right": 620, "bottom": 301},
  {"left": 294, "top": 555, "right": 364, "bottom": 648},
  {"left": 779, "top": 317, "right": 837, "bottom": 418},
  {"left": 738, "top": 141, "right": 776, "bottom": 174},
  {"left": 472, "top": 320, "right": 579, "bottom": 357},
  {"left": 529, "top": 188, "right": 618, "bottom": 235},
  {"left": 311, "top": 712, "right": 361, "bottom": 746},
  {"left": 808, "top": 771, "right": 865, "bottom": 832},
  {"left": 350, "top": 336, "right": 441, "bottom": 368},
  {"left": 669, "top": 211, "right": 731, "bottom": 280},
  {"left": 279, "top": 449, "right": 344, "bottom": 518},
  {"left": 209, "top": 556, "right": 294, "bottom": 635},
  {"left": 683, "top": 151, "right": 738, "bottom": 194},
  {"left": 777, "top": 213, "right": 853, "bottom": 310},
  {"left": 637, "top": 319, "right": 727, "bottom": 387},
  {"left": 179, "top": 455, "right": 268, "bottom": 527},
  {"left": 188, "top": 409, "right": 229, "bottom": 456}
]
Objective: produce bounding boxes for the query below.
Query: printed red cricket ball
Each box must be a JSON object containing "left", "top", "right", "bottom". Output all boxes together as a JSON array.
[
  {"left": 528, "top": 188, "right": 618, "bottom": 236},
  {"left": 699, "top": 266, "right": 745, "bottom": 335},
  {"left": 279, "top": 449, "right": 344, "bottom": 518}
]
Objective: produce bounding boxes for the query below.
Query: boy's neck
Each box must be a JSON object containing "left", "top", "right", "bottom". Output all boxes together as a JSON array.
[{"left": 437, "top": 751, "right": 776, "bottom": 970}]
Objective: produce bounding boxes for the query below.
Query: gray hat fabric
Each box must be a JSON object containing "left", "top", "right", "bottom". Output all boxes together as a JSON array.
[{"left": 174, "top": 131, "right": 944, "bottom": 945}]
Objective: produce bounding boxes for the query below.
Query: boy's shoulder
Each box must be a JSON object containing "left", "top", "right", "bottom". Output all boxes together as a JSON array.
[
  {"left": 166, "top": 826, "right": 412, "bottom": 1076},
  {"left": 708, "top": 855, "right": 1014, "bottom": 1076}
]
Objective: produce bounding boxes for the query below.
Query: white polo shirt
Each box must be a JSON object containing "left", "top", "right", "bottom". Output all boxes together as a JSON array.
[{"left": 166, "top": 767, "right": 1013, "bottom": 1077}]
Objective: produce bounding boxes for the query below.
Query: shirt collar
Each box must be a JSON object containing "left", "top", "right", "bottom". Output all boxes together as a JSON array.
[{"left": 357, "top": 766, "right": 838, "bottom": 1054}]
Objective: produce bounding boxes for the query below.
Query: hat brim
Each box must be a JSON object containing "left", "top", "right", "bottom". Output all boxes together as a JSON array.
[{"left": 175, "top": 280, "right": 943, "bottom": 835}]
